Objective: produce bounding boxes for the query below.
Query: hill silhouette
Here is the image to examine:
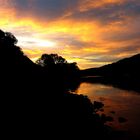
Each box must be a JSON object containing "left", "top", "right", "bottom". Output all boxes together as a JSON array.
[
  {"left": 81, "top": 54, "right": 140, "bottom": 92},
  {"left": 0, "top": 29, "right": 121, "bottom": 139}
]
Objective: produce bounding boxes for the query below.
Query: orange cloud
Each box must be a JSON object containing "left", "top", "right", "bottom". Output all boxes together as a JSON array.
[
  {"left": 0, "top": 0, "right": 140, "bottom": 69},
  {"left": 79, "top": 0, "right": 125, "bottom": 12}
]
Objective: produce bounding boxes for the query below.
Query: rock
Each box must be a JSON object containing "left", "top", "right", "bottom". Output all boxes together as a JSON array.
[{"left": 118, "top": 117, "right": 127, "bottom": 123}]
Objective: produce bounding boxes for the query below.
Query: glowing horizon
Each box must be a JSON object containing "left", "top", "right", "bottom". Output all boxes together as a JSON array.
[{"left": 0, "top": 0, "right": 140, "bottom": 69}]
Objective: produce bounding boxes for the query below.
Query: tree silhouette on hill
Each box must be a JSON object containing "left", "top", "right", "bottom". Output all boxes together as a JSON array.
[
  {"left": 0, "top": 30, "right": 35, "bottom": 69},
  {"left": 36, "top": 53, "right": 80, "bottom": 82},
  {"left": 0, "top": 29, "right": 122, "bottom": 139},
  {"left": 0, "top": 30, "right": 17, "bottom": 45},
  {"left": 0, "top": 29, "right": 39, "bottom": 88},
  {"left": 36, "top": 53, "right": 67, "bottom": 67}
]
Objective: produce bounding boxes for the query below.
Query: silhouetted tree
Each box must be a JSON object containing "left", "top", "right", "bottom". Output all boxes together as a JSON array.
[
  {"left": 50, "top": 54, "right": 67, "bottom": 64},
  {"left": 36, "top": 53, "right": 80, "bottom": 77},
  {"left": 36, "top": 53, "right": 80, "bottom": 88},
  {"left": 36, "top": 53, "right": 67, "bottom": 67},
  {"left": 67, "top": 62, "right": 79, "bottom": 72},
  {"left": 0, "top": 29, "right": 35, "bottom": 77},
  {"left": 0, "top": 29, "right": 120, "bottom": 139},
  {"left": 0, "top": 30, "right": 5, "bottom": 38},
  {"left": 0, "top": 30, "right": 18, "bottom": 46},
  {"left": 36, "top": 54, "right": 55, "bottom": 67}
]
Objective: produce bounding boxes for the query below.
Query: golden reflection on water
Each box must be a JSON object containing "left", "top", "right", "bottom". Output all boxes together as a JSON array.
[{"left": 77, "top": 82, "right": 140, "bottom": 136}]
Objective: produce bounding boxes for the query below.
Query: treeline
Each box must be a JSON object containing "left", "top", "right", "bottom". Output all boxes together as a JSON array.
[{"left": 0, "top": 29, "right": 122, "bottom": 139}]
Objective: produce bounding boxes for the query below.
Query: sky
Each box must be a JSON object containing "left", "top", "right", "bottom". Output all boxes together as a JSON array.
[{"left": 0, "top": 0, "right": 140, "bottom": 69}]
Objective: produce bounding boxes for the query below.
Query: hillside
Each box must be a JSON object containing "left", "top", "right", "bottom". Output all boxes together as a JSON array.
[
  {"left": 0, "top": 29, "right": 118, "bottom": 139},
  {"left": 81, "top": 53, "right": 140, "bottom": 92},
  {"left": 82, "top": 53, "right": 140, "bottom": 77}
]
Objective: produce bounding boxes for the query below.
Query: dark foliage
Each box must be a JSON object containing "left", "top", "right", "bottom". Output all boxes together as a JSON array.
[
  {"left": 0, "top": 29, "right": 123, "bottom": 139},
  {"left": 36, "top": 53, "right": 80, "bottom": 88},
  {"left": 36, "top": 53, "right": 67, "bottom": 66}
]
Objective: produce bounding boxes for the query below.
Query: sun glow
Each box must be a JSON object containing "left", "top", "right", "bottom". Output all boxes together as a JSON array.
[
  {"left": 0, "top": 0, "right": 140, "bottom": 69},
  {"left": 17, "top": 36, "right": 56, "bottom": 49},
  {"left": 37, "top": 40, "right": 56, "bottom": 48}
]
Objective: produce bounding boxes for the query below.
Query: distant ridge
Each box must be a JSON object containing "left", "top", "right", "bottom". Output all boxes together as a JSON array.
[
  {"left": 81, "top": 53, "right": 140, "bottom": 77},
  {"left": 81, "top": 53, "right": 140, "bottom": 92}
]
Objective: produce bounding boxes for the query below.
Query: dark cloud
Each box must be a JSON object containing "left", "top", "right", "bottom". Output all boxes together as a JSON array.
[
  {"left": 69, "top": 0, "right": 140, "bottom": 24},
  {"left": 12, "top": 0, "right": 80, "bottom": 20},
  {"left": 72, "top": 55, "right": 121, "bottom": 63},
  {"left": 103, "top": 30, "right": 140, "bottom": 42},
  {"left": 110, "top": 45, "right": 140, "bottom": 55},
  {"left": 9, "top": 0, "right": 140, "bottom": 25},
  {"left": 87, "top": 56, "right": 121, "bottom": 63},
  {"left": 69, "top": 5, "right": 123, "bottom": 24},
  {"left": 3, "top": 0, "right": 140, "bottom": 68}
]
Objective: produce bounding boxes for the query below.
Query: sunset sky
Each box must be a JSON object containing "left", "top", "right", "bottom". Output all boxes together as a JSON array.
[{"left": 0, "top": 0, "right": 140, "bottom": 69}]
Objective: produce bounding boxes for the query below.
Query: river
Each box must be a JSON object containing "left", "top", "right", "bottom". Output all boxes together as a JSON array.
[{"left": 76, "top": 82, "right": 140, "bottom": 138}]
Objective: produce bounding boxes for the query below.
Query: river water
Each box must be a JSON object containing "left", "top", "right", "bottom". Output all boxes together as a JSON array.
[{"left": 76, "top": 82, "right": 140, "bottom": 138}]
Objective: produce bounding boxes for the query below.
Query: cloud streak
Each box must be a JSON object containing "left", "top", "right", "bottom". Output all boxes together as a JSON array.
[{"left": 0, "top": 0, "right": 140, "bottom": 68}]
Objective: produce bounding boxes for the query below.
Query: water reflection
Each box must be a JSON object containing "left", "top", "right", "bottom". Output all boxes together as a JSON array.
[{"left": 76, "top": 82, "right": 140, "bottom": 138}]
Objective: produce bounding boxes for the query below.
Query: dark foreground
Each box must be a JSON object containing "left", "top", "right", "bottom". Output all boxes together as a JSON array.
[{"left": 0, "top": 29, "right": 135, "bottom": 139}]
